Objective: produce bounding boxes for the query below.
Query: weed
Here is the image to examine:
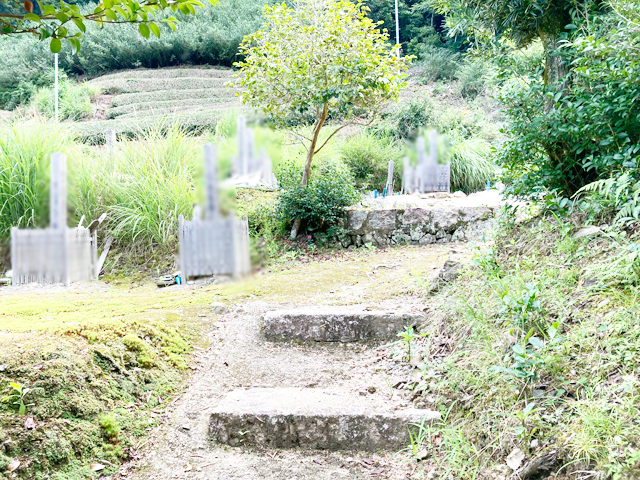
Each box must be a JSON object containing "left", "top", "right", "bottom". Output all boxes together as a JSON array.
[
  {"left": 499, "top": 283, "right": 542, "bottom": 331},
  {"left": 512, "top": 401, "right": 540, "bottom": 455},
  {"left": 396, "top": 325, "right": 425, "bottom": 362},
  {"left": 1, "top": 381, "right": 34, "bottom": 415}
]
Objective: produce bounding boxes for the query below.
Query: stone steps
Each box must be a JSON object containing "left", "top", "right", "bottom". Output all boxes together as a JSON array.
[
  {"left": 263, "top": 308, "right": 424, "bottom": 342},
  {"left": 209, "top": 388, "right": 440, "bottom": 451}
]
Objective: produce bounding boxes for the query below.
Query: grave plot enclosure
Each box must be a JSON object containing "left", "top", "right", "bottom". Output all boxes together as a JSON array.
[{"left": 10, "top": 153, "right": 111, "bottom": 286}]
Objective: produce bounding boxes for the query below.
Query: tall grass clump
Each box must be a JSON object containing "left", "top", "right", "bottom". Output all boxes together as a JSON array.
[
  {"left": 338, "top": 132, "right": 402, "bottom": 191},
  {"left": 0, "top": 121, "right": 77, "bottom": 239},
  {"left": 76, "top": 124, "right": 197, "bottom": 250},
  {"left": 450, "top": 138, "right": 496, "bottom": 193},
  {"left": 30, "top": 77, "right": 100, "bottom": 121}
]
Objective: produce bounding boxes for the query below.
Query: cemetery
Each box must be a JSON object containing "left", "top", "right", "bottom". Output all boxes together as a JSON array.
[{"left": 0, "top": 0, "right": 639, "bottom": 479}]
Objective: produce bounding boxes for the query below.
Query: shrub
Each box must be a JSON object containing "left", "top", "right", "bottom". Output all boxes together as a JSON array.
[
  {"left": 454, "top": 58, "right": 493, "bottom": 99},
  {"left": 277, "top": 159, "right": 359, "bottom": 234},
  {"left": 376, "top": 97, "right": 436, "bottom": 141},
  {"left": 338, "top": 132, "right": 403, "bottom": 191},
  {"left": 415, "top": 46, "right": 460, "bottom": 84}
]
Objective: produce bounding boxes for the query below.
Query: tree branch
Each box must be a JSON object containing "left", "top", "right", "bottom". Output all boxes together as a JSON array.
[{"left": 313, "top": 115, "right": 377, "bottom": 154}]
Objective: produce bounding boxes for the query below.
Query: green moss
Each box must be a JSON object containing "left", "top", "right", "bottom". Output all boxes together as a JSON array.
[
  {"left": 122, "top": 333, "right": 157, "bottom": 367},
  {"left": 99, "top": 414, "right": 121, "bottom": 442}
]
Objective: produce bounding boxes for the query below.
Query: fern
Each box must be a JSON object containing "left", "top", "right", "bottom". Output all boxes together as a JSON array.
[{"left": 575, "top": 174, "right": 640, "bottom": 224}]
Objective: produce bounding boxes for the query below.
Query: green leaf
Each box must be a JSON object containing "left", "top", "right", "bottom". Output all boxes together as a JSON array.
[
  {"left": 55, "top": 12, "right": 69, "bottom": 22},
  {"left": 528, "top": 336, "right": 544, "bottom": 348},
  {"left": 50, "top": 37, "right": 62, "bottom": 53},
  {"left": 149, "top": 22, "right": 161, "bottom": 38},
  {"left": 68, "top": 37, "right": 81, "bottom": 54},
  {"left": 103, "top": 0, "right": 114, "bottom": 8},
  {"left": 139, "top": 22, "right": 150, "bottom": 39},
  {"left": 24, "top": 13, "right": 41, "bottom": 22},
  {"left": 19, "top": 404, "right": 26, "bottom": 416},
  {"left": 104, "top": 8, "right": 118, "bottom": 21},
  {"left": 72, "top": 17, "right": 86, "bottom": 33},
  {"left": 43, "top": 5, "right": 56, "bottom": 15}
]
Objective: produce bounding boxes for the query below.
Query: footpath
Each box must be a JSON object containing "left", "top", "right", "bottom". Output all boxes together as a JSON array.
[{"left": 124, "top": 247, "right": 461, "bottom": 480}]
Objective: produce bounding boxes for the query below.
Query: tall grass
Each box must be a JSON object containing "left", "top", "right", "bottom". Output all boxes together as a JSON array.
[
  {"left": 338, "top": 132, "right": 403, "bottom": 191},
  {"left": 450, "top": 138, "right": 496, "bottom": 193},
  {"left": 76, "top": 124, "right": 198, "bottom": 249},
  {"left": 0, "top": 121, "right": 77, "bottom": 239},
  {"left": 30, "top": 78, "right": 100, "bottom": 121}
]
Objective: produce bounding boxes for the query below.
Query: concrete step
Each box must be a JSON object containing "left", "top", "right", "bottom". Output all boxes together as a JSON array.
[
  {"left": 263, "top": 308, "right": 424, "bottom": 342},
  {"left": 209, "top": 388, "right": 440, "bottom": 451}
]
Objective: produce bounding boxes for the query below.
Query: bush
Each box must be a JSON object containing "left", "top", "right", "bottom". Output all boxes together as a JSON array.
[
  {"left": 454, "top": 58, "right": 493, "bottom": 99},
  {"left": 338, "top": 132, "right": 403, "bottom": 191},
  {"left": 415, "top": 46, "right": 460, "bottom": 84},
  {"left": 277, "top": 159, "right": 359, "bottom": 234},
  {"left": 375, "top": 97, "right": 436, "bottom": 141},
  {"left": 498, "top": 14, "right": 640, "bottom": 200}
]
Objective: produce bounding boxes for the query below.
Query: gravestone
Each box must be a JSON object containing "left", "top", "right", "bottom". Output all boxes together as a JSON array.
[
  {"left": 385, "top": 160, "right": 394, "bottom": 196},
  {"left": 402, "top": 131, "right": 450, "bottom": 194},
  {"left": 105, "top": 130, "right": 117, "bottom": 149},
  {"left": 178, "top": 143, "right": 251, "bottom": 280},
  {"left": 10, "top": 153, "right": 110, "bottom": 286},
  {"left": 231, "top": 116, "right": 277, "bottom": 188}
]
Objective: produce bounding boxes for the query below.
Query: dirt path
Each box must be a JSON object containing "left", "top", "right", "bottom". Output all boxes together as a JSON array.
[{"left": 118, "top": 244, "right": 467, "bottom": 480}]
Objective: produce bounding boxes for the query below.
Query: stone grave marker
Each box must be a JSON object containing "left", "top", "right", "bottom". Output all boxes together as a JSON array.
[
  {"left": 179, "top": 143, "right": 251, "bottom": 281},
  {"left": 402, "top": 131, "right": 450, "bottom": 194},
  {"left": 231, "top": 116, "right": 277, "bottom": 188}
]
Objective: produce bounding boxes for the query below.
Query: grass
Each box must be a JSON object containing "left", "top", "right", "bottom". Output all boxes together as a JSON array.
[
  {"left": 395, "top": 213, "right": 640, "bottom": 478},
  {"left": 338, "top": 132, "right": 403, "bottom": 191},
  {"left": 0, "top": 283, "right": 212, "bottom": 480},
  {"left": 75, "top": 123, "right": 198, "bottom": 250},
  {"left": 29, "top": 79, "right": 100, "bottom": 122},
  {"left": 0, "top": 121, "right": 78, "bottom": 239},
  {"left": 450, "top": 137, "right": 497, "bottom": 193}
]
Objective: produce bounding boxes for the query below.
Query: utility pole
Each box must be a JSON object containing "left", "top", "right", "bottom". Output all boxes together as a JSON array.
[
  {"left": 394, "top": 0, "right": 400, "bottom": 57},
  {"left": 54, "top": 53, "right": 59, "bottom": 123}
]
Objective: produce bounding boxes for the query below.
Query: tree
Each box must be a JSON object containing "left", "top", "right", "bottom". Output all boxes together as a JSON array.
[
  {"left": 427, "top": 0, "right": 608, "bottom": 86},
  {"left": 0, "top": 0, "right": 213, "bottom": 53},
  {"left": 234, "top": 0, "right": 411, "bottom": 238}
]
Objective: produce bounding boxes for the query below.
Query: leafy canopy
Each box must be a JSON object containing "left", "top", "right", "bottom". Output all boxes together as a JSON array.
[
  {"left": 0, "top": 0, "right": 214, "bottom": 53},
  {"left": 234, "top": 0, "right": 411, "bottom": 129}
]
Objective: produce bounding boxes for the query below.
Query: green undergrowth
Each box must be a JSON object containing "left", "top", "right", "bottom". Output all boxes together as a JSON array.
[
  {"left": 0, "top": 287, "right": 214, "bottom": 480},
  {"left": 403, "top": 212, "right": 640, "bottom": 479}
]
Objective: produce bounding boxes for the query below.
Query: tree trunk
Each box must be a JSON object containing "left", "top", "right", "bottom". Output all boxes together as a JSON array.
[
  {"left": 539, "top": 30, "right": 569, "bottom": 89},
  {"left": 290, "top": 102, "right": 329, "bottom": 239}
]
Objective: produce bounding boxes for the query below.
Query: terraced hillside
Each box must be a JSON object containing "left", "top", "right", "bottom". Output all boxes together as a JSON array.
[{"left": 76, "top": 67, "right": 243, "bottom": 143}]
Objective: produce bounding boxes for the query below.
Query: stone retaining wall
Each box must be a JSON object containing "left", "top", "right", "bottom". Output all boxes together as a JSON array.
[{"left": 341, "top": 204, "right": 497, "bottom": 247}]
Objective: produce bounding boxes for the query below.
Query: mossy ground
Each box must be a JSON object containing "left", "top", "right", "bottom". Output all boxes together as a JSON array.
[{"left": 0, "top": 243, "right": 455, "bottom": 479}]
